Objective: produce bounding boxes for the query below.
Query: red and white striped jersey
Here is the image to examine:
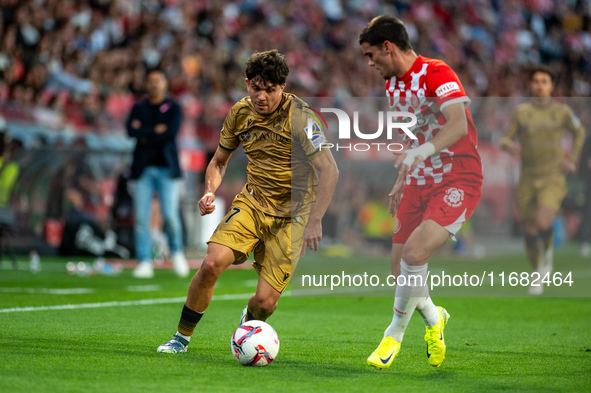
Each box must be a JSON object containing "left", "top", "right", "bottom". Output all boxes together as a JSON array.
[{"left": 387, "top": 55, "right": 482, "bottom": 188}]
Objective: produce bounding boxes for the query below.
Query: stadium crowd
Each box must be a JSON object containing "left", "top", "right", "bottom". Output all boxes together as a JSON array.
[{"left": 1, "top": 0, "right": 591, "bottom": 145}]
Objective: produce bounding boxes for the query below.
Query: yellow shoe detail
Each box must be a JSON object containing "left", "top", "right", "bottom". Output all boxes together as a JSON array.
[
  {"left": 367, "top": 336, "right": 401, "bottom": 369},
  {"left": 425, "top": 306, "right": 450, "bottom": 367}
]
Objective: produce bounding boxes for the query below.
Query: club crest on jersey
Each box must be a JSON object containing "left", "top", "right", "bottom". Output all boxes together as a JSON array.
[
  {"left": 304, "top": 119, "right": 326, "bottom": 149},
  {"left": 435, "top": 82, "right": 460, "bottom": 97},
  {"left": 240, "top": 131, "right": 251, "bottom": 142},
  {"left": 273, "top": 116, "right": 284, "bottom": 132},
  {"left": 444, "top": 187, "right": 464, "bottom": 207}
]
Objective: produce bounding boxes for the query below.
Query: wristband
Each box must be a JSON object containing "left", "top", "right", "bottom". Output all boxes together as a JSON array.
[{"left": 401, "top": 142, "right": 435, "bottom": 168}]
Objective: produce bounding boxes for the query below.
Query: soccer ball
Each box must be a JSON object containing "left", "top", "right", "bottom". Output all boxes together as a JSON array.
[{"left": 230, "top": 320, "right": 280, "bottom": 367}]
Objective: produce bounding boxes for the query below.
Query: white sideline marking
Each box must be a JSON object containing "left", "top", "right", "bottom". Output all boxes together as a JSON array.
[
  {"left": 0, "top": 288, "right": 94, "bottom": 295},
  {"left": 0, "top": 293, "right": 252, "bottom": 314},
  {"left": 125, "top": 285, "right": 162, "bottom": 292}
]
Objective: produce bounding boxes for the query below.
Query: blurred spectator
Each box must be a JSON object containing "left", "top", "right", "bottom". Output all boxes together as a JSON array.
[
  {"left": 126, "top": 69, "right": 188, "bottom": 279},
  {"left": 0, "top": 120, "right": 20, "bottom": 208},
  {"left": 0, "top": 0, "right": 590, "bottom": 140}
]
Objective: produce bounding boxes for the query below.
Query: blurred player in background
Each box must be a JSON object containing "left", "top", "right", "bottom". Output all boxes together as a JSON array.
[
  {"left": 359, "top": 16, "right": 483, "bottom": 369},
  {"left": 501, "top": 66, "right": 585, "bottom": 295},
  {"left": 156, "top": 50, "right": 339, "bottom": 354}
]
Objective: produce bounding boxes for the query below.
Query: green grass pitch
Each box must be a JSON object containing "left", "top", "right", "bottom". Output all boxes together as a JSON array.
[{"left": 1, "top": 251, "right": 590, "bottom": 392}]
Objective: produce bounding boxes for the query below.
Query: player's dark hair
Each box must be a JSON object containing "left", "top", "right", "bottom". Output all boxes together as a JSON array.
[
  {"left": 529, "top": 65, "right": 555, "bottom": 82},
  {"left": 245, "top": 50, "right": 289, "bottom": 86},
  {"left": 358, "top": 15, "right": 412, "bottom": 51}
]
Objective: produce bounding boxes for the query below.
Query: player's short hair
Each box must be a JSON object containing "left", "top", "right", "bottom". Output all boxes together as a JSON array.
[
  {"left": 358, "top": 15, "right": 412, "bottom": 51},
  {"left": 529, "top": 65, "right": 555, "bottom": 82},
  {"left": 245, "top": 50, "right": 289, "bottom": 86}
]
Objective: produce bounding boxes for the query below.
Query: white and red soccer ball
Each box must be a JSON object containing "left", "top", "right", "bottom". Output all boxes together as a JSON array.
[{"left": 230, "top": 320, "right": 280, "bottom": 367}]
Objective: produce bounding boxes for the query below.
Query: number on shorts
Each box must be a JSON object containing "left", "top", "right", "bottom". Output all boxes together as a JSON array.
[{"left": 225, "top": 207, "right": 241, "bottom": 223}]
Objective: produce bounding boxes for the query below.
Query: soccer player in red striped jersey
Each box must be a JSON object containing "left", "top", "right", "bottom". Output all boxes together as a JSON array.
[{"left": 359, "top": 15, "right": 483, "bottom": 369}]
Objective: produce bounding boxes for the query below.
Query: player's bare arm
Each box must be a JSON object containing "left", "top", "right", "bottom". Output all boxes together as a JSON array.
[
  {"left": 199, "top": 148, "right": 233, "bottom": 216},
  {"left": 301, "top": 149, "right": 339, "bottom": 257}
]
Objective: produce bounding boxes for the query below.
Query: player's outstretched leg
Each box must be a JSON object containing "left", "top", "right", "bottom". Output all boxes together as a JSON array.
[
  {"left": 240, "top": 274, "right": 281, "bottom": 325},
  {"left": 367, "top": 261, "right": 425, "bottom": 369},
  {"left": 416, "top": 296, "right": 449, "bottom": 366},
  {"left": 523, "top": 221, "right": 544, "bottom": 295},
  {"left": 424, "top": 306, "right": 450, "bottom": 367},
  {"left": 368, "top": 221, "right": 450, "bottom": 369},
  {"left": 237, "top": 272, "right": 281, "bottom": 331},
  {"left": 157, "top": 243, "right": 238, "bottom": 353},
  {"left": 537, "top": 205, "right": 556, "bottom": 277}
]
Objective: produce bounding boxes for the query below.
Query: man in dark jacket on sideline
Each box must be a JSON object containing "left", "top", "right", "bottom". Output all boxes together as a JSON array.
[{"left": 126, "top": 69, "right": 189, "bottom": 278}]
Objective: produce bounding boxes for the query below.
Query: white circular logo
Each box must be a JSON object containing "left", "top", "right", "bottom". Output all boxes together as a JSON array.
[{"left": 444, "top": 187, "right": 464, "bottom": 208}]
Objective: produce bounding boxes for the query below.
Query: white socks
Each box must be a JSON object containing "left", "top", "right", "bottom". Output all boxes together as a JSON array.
[
  {"left": 384, "top": 260, "right": 431, "bottom": 342},
  {"left": 176, "top": 331, "right": 191, "bottom": 343},
  {"left": 416, "top": 296, "right": 439, "bottom": 327}
]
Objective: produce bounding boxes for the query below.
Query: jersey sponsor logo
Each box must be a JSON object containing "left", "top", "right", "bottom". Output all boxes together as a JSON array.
[
  {"left": 435, "top": 82, "right": 460, "bottom": 97},
  {"left": 444, "top": 187, "right": 464, "bottom": 207},
  {"left": 247, "top": 118, "right": 253, "bottom": 127},
  {"left": 240, "top": 131, "right": 251, "bottom": 142},
  {"left": 240, "top": 131, "right": 288, "bottom": 143},
  {"left": 304, "top": 119, "right": 326, "bottom": 149}
]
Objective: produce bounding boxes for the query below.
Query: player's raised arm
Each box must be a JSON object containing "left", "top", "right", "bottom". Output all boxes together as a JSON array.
[
  {"left": 199, "top": 147, "right": 233, "bottom": 216},
  {"left": 302, "top": 149, "right": 339, "bottom": 256},
  {"left": 395, "top": 102, "right": 468, "bottom": 173}
]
